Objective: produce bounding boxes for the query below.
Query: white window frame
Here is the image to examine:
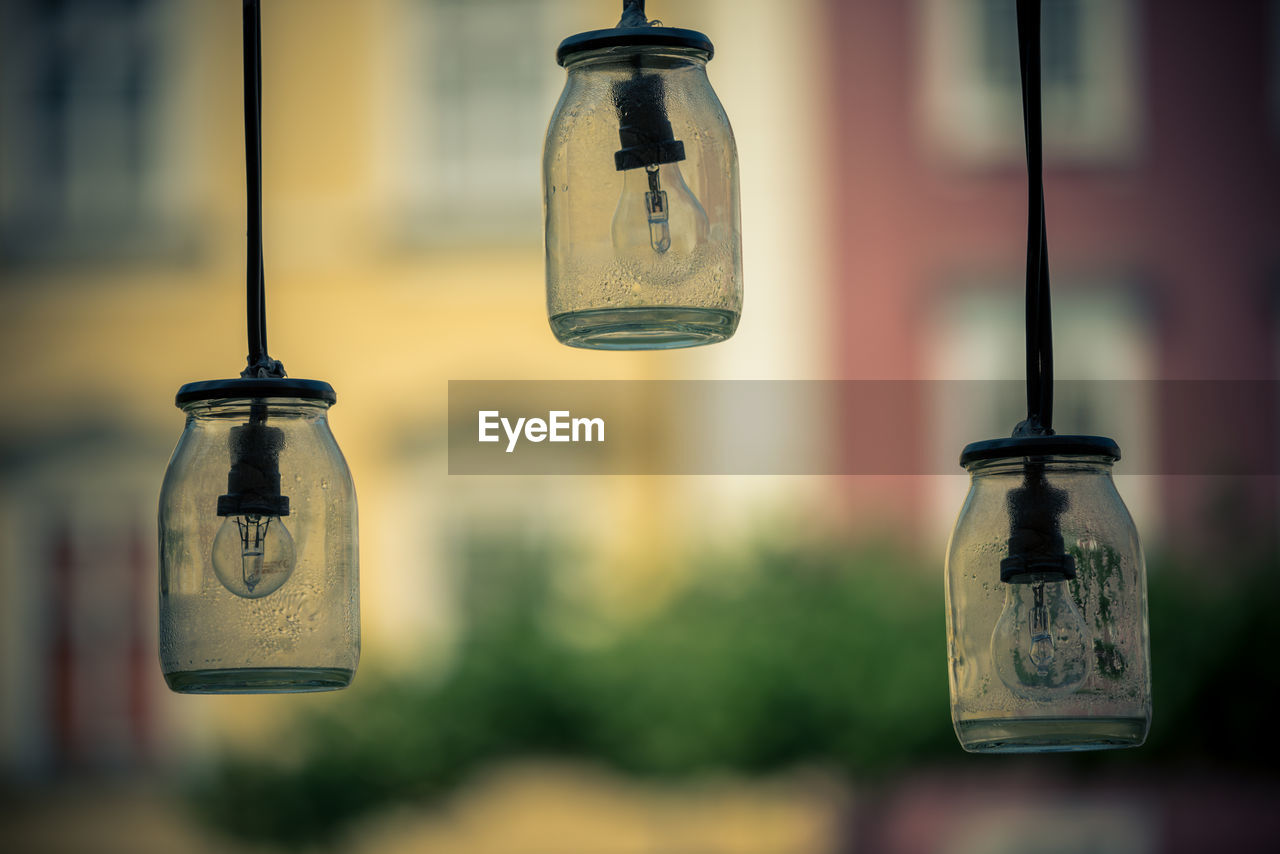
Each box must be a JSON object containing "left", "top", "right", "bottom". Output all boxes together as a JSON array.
[
  {"left": 918, "top": 0, "right": 1141, "bottom": 165},
  {"left": 380, "top": 0, "right": 569, "bottom": 246}
]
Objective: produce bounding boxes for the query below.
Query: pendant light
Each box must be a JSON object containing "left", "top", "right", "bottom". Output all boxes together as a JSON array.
[
  {"left": 157, "top": 0, "right": 359, "bottom": 694},
  {"left": 943, "top": 0, "right": 1151, "bottom": 751},
  {"left": 543, "top": 0, "right": 743, "bottom": 349}
]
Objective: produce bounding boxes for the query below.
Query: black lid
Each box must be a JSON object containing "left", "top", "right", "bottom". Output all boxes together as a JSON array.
[
  {"left": 557, "top": 26, "right": 713, "bottom": 66},
  {"left": 175, "top": 378, "right": 337, "bottom": 406},
  {"left": 960, "top": 435, "right": 1120, "bottom": 467}
]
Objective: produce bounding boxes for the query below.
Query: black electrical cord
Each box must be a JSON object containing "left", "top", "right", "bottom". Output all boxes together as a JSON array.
[
  {"left": 242, "top": 0, "right": 284, "bottom": 380},
  {"left": 620, "top": 0, "right": 647, "bottom": 28},
  {"left": 1015, "top": 0, "right": 1052, "bottom": 435}
]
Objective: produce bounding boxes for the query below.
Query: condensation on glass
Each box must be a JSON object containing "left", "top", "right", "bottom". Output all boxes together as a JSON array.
[
  {"left": 158, "top": 380, "right": 358, "bottom": 693},
  {"left": 544, "top": 24, "right": 742, "bottom": 349},
  {"left": 945, "top": 436, "right": 1151, "bottom": 752}
]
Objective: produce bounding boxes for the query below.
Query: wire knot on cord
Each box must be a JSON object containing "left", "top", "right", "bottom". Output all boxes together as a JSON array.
[
  {"left": 241, "top": 356, "right": 286, "bottom": 379},
  {"left": 1012, "top": 418, "right": 1053, "bottom": 438},
  {"left": 618, "top": 0, "right": 650, "bottom": 28}
]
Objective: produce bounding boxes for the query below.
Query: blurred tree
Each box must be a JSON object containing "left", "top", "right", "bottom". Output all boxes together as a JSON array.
[{"left": 188, "top": 537, "right": 1277, "bottom": 848}]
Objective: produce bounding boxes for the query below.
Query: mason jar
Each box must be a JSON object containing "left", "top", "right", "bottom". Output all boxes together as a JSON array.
[
  {"left": 158, "top": 379, "right": 358, "bottom": 693},
  {"left": 544, "top": 24, "right": 742, "bottom": 349},
  {"left": 945, "top": 436, "right": 1151, "bottom": 752}
]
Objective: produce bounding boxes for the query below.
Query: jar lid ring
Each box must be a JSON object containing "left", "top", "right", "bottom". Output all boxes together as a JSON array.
[
  {"left": 175, "top": 378, "right": 336, "bottom": 405},
  {"left": 960, "top": 435, "right": 1120, "bottom": 467},
  {"left": 556, "top": 26, "right": 713, "bottom": 66}
]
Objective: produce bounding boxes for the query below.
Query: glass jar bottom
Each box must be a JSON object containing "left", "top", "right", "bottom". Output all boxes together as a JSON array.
[
  {"left": 550, "top": 306, "right": 739, "bottom": 350},
  {"left": 955, "top": 715, "right": 1148, "bottom": 753},
  {"left": 164, "top": 666, "right": 354, "bottom": 694}
]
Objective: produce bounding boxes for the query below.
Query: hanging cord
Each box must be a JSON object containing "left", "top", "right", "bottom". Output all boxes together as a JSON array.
[
  {"left": 1013, "top": 0, "right": 1052, "bottom": 436},
  {"left": 241, "top": 0, "right": 285, "bottom": 379},
  {"left": 617, "top": 1, "right": 654, "bottom": 101},
  {"left": 618, "top": 0, "right": 649, "bottom": 28}
]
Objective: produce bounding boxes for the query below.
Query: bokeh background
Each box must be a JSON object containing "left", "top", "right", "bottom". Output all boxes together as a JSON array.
[{"left": 2, "top": 0, "right": 1278, "bottom": 851}]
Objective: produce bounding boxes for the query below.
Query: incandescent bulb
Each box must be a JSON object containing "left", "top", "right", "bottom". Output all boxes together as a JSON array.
[
  {"left": 212, "top": 513, "right": 295, "bottom": 598},
  {"left": 991, "top": 577, "right": 1088, "bottom": 700},
  {"left": 612, "top": 163, "right": 709, "bottom": 259}
]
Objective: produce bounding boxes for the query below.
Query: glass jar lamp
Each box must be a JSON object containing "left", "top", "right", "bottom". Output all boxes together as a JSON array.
[
  {"left": 158, "top": 379, "right": 358, "bottom": 693},
  {"left": 544, "top": 4, "right": 742, "bottom": 349},
  {"left": 945, "top": 436, "right": 1151, "bottom": 751}
]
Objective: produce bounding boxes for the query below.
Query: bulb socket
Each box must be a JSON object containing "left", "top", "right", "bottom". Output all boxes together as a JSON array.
[
  {"left": 217, "top": 422, "right": 290, "bottom": 517},
  {"left": 613, "top": 74, "right": 686, "bottom": 171},
  {"left": 1000, "top": 463, "right": 1073, "bottom": 583}
]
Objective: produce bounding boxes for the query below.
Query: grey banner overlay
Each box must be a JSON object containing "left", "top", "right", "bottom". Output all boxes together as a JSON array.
[{"left": 448, "top": 381, "right": 1277, "bottom": 475}]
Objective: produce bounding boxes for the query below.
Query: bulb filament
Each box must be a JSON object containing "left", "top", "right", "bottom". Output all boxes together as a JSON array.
[
  {"left": 236, "top": 514, "right": 272, "bottom": 594},
  {"left": 644, "top": 165, "right": 671, "bottom": 253},
  {"left": 1029, "top": 581, "right": 1054, "bottom": 673}
]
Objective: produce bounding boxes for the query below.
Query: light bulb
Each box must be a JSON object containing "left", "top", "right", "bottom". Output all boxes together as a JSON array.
[
  {"left": 991, "top": 577, "right": 1088, "bottom": 700},
  {"left": 611, "top": 162, "right": 709, "bottom": 259},
  {"left": 212, "top": 513, "right": 295, "bottom": 598}
]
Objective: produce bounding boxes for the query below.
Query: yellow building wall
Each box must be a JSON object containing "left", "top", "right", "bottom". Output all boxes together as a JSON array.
[{"left": 0, "top": 0, "right": 832, "bottom": 755}]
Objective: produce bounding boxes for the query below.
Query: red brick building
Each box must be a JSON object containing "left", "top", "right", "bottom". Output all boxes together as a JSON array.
[{"left": 825, "top": 0, "right": 1279, "bottom": 549}]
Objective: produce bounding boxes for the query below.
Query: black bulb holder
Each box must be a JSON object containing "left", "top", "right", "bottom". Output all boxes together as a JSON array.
[
  {"left": 217, "top": 421, "right": 289, "bottom": 518},
  {"left": 999, "top": 463, "right": 1073, "bottom": 583},
  {"left": 613, "top": 74, "right": 685, "bottom": 171}
]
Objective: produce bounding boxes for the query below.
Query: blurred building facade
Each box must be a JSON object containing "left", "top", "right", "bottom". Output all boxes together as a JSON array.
[
  {"left": 3, "top": 4, "right": 1280, "bottom": 854},
  {"left": 0, "top": 0, "right": 1276, "bottom": 814}
]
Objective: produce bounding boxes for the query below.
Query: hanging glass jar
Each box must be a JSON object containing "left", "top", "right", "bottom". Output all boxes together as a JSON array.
[
  {"left": 543, "top": 3, "right": 742, "bottom": 349},
  {"left": 159, "top": 379, "right": 358, "bottom": 693},
  {"left": 945, "top": 436, "right": 1151, "bottom": 752}
]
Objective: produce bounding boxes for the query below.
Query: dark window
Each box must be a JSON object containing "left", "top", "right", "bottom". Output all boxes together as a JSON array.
[{"left": 0, "top": 0, "right": 188, "bottom": 264}]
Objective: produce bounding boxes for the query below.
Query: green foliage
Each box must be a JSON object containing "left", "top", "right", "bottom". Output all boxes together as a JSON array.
[
  {"left": 1141, "top": 554, "right": 1278, "bottom": 764},
  {"left": 187, "top": 537, "right": 1279, "bottom": 847},
  {"left": 562, "top": 541, "right": 954, "bottom": 777},
  {"left": 1070, "top": 543, "right": 1129, "bottom": 679},
  {"left": 189, "top": 538, "right": 953, "bottom": 846}
]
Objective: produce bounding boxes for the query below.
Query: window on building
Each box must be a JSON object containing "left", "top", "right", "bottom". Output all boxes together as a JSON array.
[
  {"left": 387, "top": 0, "right": 567, "bottom": 245},
  {"left": 918, "top": 0, "right": 1140, "bottom": 165},
  {"left": 926, "top": 280, "right": 1157, "bottom": 540},
  {"left": 0, "top": 432, "right": 162, "bottom": 774},
  {"left": 0, "top": 0, "right": 194, "bottom": 265},
  {"left": 375, "top": 431, "right": 599, "bottom": 650}
]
